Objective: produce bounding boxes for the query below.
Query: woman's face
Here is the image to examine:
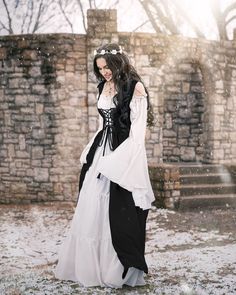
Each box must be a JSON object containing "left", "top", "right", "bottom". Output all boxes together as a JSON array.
[{"left": 96, "top": 57, "right": 113, "bottom": 81}]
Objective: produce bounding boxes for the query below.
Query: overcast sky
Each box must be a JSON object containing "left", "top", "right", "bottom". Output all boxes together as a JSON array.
[{"left": 0, "top": 0, "right": 236, "bottom": 40}]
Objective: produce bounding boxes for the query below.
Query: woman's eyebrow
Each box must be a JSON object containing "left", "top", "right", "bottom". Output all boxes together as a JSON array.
[{"left": 98, "top": 65, "right": 108, "bottom": 69}]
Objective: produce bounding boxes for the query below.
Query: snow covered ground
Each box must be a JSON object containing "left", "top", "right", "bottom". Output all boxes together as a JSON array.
[{"left": 0, "top": 203, "right": 236, "bottom": 295}]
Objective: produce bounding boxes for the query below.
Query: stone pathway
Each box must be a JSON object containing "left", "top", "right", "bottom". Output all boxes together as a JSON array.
[{"left": 0, "top": 202, "right": 236, "bottom": 295}]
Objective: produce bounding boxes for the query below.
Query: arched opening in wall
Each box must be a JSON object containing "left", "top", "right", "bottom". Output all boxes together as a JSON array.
[{"left": 163, "top": 61, "right": 207, "bottom": 163}]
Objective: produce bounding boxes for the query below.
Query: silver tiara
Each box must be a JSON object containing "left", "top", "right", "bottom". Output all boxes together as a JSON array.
[{"left": 94, "top": 46, "right": 123, "bottom": 56}]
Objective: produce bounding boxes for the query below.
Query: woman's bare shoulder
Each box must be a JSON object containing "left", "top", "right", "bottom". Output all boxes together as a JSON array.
[{"left": 133, "top": 81, "right": 147, "bottom": 97}]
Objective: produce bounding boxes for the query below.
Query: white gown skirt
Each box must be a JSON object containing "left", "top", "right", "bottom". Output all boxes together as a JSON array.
[{"left": 54, "top": 136, "right": 146, "bottom": 288}]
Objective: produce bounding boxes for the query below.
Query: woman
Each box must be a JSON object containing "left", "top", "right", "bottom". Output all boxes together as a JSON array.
[{"left": 54, "top": 43, "right": 155, "bottom": 288}]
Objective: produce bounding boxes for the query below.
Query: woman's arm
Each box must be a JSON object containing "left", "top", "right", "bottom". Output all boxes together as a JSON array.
[{"left": 96, "top": 82, "right": 155, "bottom": 209}]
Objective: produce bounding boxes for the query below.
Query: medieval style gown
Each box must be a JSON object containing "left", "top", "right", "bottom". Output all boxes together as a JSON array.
[{"left": 54, "top": 81, "right": 155, "bottom": 288}]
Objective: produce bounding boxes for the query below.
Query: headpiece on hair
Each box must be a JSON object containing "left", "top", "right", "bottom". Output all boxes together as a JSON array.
[{"left": 94, "top": 46, "right": 123, "bottom": 56}]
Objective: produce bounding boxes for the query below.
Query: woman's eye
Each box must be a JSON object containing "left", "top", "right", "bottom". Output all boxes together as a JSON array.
[{"left": 98, "top": 66, "right": 109, "bottom": 71}]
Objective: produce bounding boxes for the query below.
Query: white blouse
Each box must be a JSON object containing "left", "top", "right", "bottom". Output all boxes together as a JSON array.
[{"left": 80, "top": 93, "right": 155, "bottom": 210}]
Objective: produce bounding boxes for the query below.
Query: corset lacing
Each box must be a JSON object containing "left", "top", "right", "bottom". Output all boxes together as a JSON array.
[
  {"left": 97, "top": 108, "right": 116, "bottom": 179},
  {"left": 98, "top": 108, "right": 116, "bottom": 154}
]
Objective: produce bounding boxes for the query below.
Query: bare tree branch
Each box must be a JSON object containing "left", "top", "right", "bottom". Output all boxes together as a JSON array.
[
  {"left": 93, "top": 0, "right": 98, "bottom": 9},
  {"left": 34, "top": 14, "right": 57, "bottom": 32},
  {"left": 171, "top": 0, "right": 205, "bottom": 38},
  {"left": 0, "top": 26, "right": 7, "bottom": 33},
  {"left": 209, "top": 0, "right": 228, "bottom": 40},
  {"left": 138, "top": 0, "right": 162, "bottom": 33},
  {"left": 132, "top": 20, "right": 149, "bottom": 32},
  {"left": 139, "top": 0, "right": 205, "bottom": 37},
  {"left": 150, "top": 0, "right": 179, "bottom": 34},
  {"left": 14, "top": 0, "right": 20, "bottom": 9},
  {"left": 223, "top": 3, "right": 236, "bottom": 20},
  {"left": 31, "top": 0, "right": 44, "bottom": 33},
  {"left": 21, "top": 0, "right": 30, "bottom": 34},
  {"left": 58, "top": 0, "right": 74, "bottom": 33},
  {"left": 27, "top": 0, "right": 35, "bottom": 34},
  {"left": 0, "top": 19, "right": 11, "bottom": 34},
  {"left": 2, "top": 0, "right": 14, "bottom": 34},
  {"left": 226, "top": 15, "right": 236, "bottom": 26},
  {"left": 75, "top": 0, "right": 87, "bottom": 32}
]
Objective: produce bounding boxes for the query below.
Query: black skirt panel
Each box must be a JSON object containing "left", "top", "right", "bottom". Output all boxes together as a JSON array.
[
  {"left": 78, "top": 130, "right": 103, "bottom": 193},
  {"left": 109, "top": 182, "right": 149, "bottom": 278}
]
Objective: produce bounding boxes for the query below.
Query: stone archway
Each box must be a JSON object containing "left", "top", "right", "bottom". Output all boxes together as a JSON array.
[{"left": 163, "top": 60, "right": 208, "bottom": 163}]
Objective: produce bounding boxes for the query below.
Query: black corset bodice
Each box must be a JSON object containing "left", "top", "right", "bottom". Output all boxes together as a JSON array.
[
  {"left": 79, "top": 80, "right": 138, "bottom": 188},
  {"left": 98, "top": 107, "right": 117, "bottom": 155}
]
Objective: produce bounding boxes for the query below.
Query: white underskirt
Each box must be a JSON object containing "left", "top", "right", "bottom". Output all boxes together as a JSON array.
[{"left": 54, "top": 136, "right": 145, "bottom": 288}]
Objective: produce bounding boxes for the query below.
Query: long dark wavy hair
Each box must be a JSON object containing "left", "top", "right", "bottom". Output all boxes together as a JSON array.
[{"left": 93, "top": 43, "right": 154, "bottom": 128}]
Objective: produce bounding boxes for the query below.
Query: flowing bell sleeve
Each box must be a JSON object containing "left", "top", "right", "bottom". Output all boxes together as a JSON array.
[
  {"left": 79, "top": 113, "right": 103, "bottom": 165},
  {"left": 97, "top": 93, "right": 155, "bottom": 210}
]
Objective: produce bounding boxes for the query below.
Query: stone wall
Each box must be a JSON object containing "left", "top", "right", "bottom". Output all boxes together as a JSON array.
[
  {"left": 0, "top": 34, "right": 87, "bottom": 203},
  {"left": 149, "top": 164, "right": 180, "bottom": 209},
  {"left": 85, "top": 12, "right": 236, "bottom": 164},
  {"left": 0, "top": 9, "right": 236, "bottom": 204}
]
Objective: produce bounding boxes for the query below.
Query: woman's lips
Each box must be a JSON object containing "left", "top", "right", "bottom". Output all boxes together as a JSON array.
[{"left": 105, "top": 75, "right": 112, "bottom": 80}]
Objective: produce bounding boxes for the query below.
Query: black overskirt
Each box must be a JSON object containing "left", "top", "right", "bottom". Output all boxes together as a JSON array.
[
  {"left": 78, "top": 133, "right": 149, "bottom": 278},
  {"left": 109, "top": 182, "right": 148, "bottom": 278}
]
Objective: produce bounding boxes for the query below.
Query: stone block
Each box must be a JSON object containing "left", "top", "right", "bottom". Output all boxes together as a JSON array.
[
  {"left": 180, "top": 147, "right": 195, "bottom": 161},
  {"left": 34, "top": 168, "right": 49, "bottom": 182},
  {"left": 26, "top": 169, "right": 34, "bottom": 177},
  {"left": 32, "top": 85, "right": 49, "bottom": 95},
  {"left": 178, "top": 63, "right": 195, "bottom": 73},
  {"left": 178, "top": 107, "right": 192, "bottom": 118},
  {"left": 172, "top": 190, "right": 180, "bottom": 197},
  {"left": 8, "top": 144, "right": 15, "bottom": 158},
  {"left": 32, "top": 129, "right": 45, "bottom": 139},
  {"left": 164, "top": 197, "right": 175, "bottom": 209},
  {"left": 174, "top": 182, "right": 180, "bottom": 190},
  {"left": 36, "top": 103, "right": 44, "bottom": 114},
  {"left": 65, "top": 64, "right": 74, "bottom": 72},
  {"left": 15, "top": 150, "right": 29, "bottom": 158},
  {"left": 8, "top": 78, "right": 19, "bottom": 88},
  {"left": 173, "top": 147, "right": 180, "bottom": 155},
  {"left": 163, "top": 129, "right": 176, "bottom": 137},
  {"left": 166, "top": 86, "right": 181, "bottom": 93},
  {"left": 170, "top": 170, "right": 179, "bottom": 181},
  {"left": 190, "top": 85, "right": 203, "bottom": 93},
  {"left": 0, "top": 167, "right": 9, "bottom": 173},
  {"left": 0, "top": 47, "right": 7, "bottom": 58},
  {"left": 19, "top": 134, "right": 26, "bottom": 150},
  {"left": 213, "top": 149, "right": 224, "bottom": 160},
  {"left": 31, "top": 160, "right": 42, "bottom": 167},
  {"left": 215, "top": 80, "right": 224, "bottom": 89},
  {"left": 54, "top": 194, "right": 65, "bottom": 201},
  {"left": 232, "top": 69, "right": 236, "bottom": 78},
  {"left": 11, "top": 182, "right": 27, "bottom": 193},
  {"left": 178, "top": 126, "right": 190, "bottom": 138},
  {"left": 165, "top": 113, "right": 173, "bottom": 129},
  {"left": 164, "top": 182, "right": 174, "bottom": 190},
  {"left": 153, "top": 144, "right": 162, "bottom": 157},
  {"left": 182, "top": 82, "right": 190, "bottom": 93},
  {"left": 28, "top": 66, "right": 41, "bottom": 77},
  {"left": 32, "top": 146, "right": 44, "bottom": 159},
  {"left": 163, "top": 170, "right": 170, "bottom": 180},
  {"left": 23, "top": 50, "right": 38, "bottom": 60},
  {"left": 213, "top": 105, "right": 225, "bottom": 115},
  {"left": 50, "top": 175, "right": 59, "bottom": 182}
]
